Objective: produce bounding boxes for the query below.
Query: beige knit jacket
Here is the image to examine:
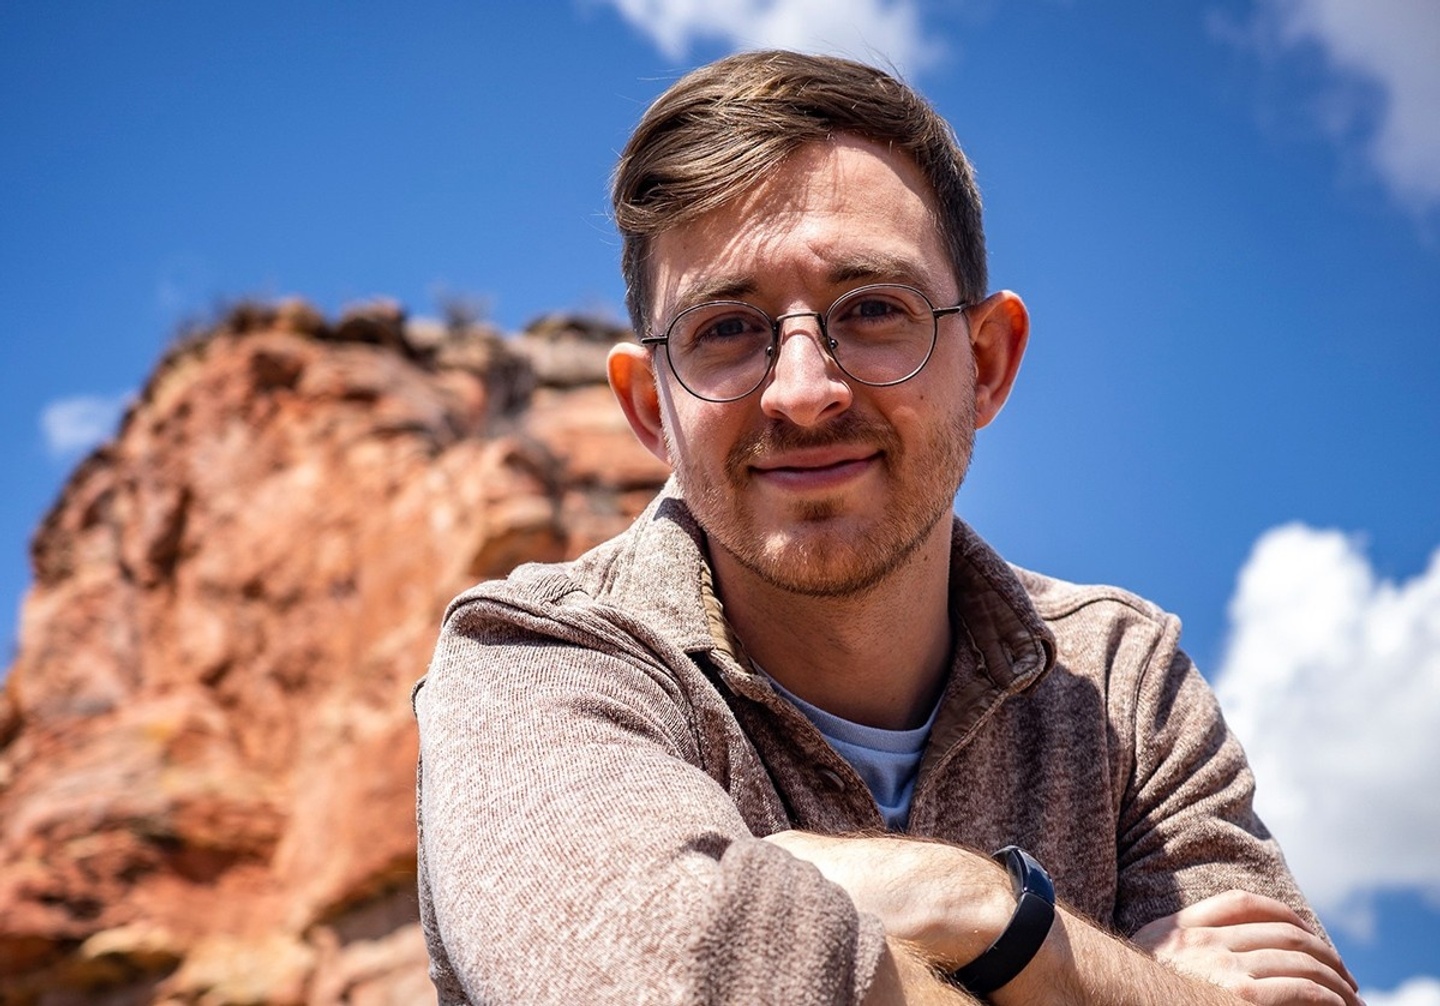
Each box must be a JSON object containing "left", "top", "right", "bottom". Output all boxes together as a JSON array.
[{"left": 414, "top": 487, "right": 1316, "bottom": 1004}]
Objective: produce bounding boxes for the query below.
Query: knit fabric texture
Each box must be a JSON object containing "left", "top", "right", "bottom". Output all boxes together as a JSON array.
[{"left": 414, "top": 483, "right": 1316, "bottom": 1004}]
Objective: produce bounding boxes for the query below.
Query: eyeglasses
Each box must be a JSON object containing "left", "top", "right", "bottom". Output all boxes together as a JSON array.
[{"left": 641, "top": 283, "right": 967, "bottom": 403}]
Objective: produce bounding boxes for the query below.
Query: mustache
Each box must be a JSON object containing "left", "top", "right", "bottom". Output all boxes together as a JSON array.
[{"left": 726, "top": 413, "right": 901, "bottom": 472}]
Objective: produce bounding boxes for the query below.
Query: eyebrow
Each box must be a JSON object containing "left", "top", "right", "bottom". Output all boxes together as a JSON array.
[
  {"left": 825, "top": 252, "right": 930, "bottom": 288},
  {"left": 673, "top": 275, "right": 759, "bottom": 310},
  {"left": 670, "top": 252, "right": 935, "bottom": 316}
]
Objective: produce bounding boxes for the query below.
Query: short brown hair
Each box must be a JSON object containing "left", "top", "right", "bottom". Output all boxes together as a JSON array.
[{"left": 611, "top": 50, "right": 987, "bottom": 336}]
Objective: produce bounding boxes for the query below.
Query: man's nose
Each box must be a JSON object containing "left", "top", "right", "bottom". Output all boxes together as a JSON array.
[{"left": 757, "top": 315, "right": 853, "bottom": 426}]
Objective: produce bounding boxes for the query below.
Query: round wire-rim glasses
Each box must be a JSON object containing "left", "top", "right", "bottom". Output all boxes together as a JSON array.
[{"left": 640, "top": 283, "right": 969, "bottom": 403}]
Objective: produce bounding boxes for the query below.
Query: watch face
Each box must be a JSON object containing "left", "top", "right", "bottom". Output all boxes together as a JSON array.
[{"left": 1004, "top": 846, "right": 1055, "bottom": 903}]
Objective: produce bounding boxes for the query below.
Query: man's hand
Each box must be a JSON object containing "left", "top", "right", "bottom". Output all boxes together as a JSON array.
[{"left": 1133, "top": 890, "right": 1362, "bottom": 1006}]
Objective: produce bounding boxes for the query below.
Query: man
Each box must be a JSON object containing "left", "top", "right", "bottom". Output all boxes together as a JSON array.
[{"left": 414, "top": 51, "right": 1357, "bottom": 1005}]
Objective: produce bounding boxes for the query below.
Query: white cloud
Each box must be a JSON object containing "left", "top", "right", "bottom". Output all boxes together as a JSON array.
[
  {"left": 597, "top": 0, "right": 942, "bottom": 79},
  {"left": 40, "top": 392, "right": 132, "bottom": 458},
  {"left": 1365, "top": 977, "right": 1440, "bottom": 1006},
  {"left": 1218, "top": 0, "right": 1440, "bottom": 215},
  {"left": 1213, "top": 523, "right": 1440, "bottom": 937}
]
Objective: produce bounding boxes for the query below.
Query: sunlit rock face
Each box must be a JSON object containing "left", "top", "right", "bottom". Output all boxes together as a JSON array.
[{"left": 0, "top": 300, "right": 669, "bottom": 1005}]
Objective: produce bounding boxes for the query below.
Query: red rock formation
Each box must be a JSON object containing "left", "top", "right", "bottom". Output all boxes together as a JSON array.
[{"left": 0, "top": 301, "right": 669, "bottom": 1005}]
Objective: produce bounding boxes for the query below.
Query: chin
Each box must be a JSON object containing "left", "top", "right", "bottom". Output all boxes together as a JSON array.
[{"left": 729, "top": 508, "right": 945, "bottom": 599}]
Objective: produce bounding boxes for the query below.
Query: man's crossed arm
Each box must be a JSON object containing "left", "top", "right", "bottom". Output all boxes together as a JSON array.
[{"left": 765, "top": 831, "right": 1360, "bottom": 1006}]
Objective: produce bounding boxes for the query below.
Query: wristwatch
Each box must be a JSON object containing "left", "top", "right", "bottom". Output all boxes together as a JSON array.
[{"left": 946, "top": 845, "right": 1056, "bottom": 997}]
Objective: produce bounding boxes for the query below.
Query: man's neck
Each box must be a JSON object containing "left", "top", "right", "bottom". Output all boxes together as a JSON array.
[{"left": 711, "top": 518, "right": 955, "bottom": 731}]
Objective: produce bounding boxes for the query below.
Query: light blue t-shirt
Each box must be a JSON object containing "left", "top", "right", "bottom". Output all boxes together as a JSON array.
[{"left": 765, "top": 673, "right": 939, "bottom": 831}]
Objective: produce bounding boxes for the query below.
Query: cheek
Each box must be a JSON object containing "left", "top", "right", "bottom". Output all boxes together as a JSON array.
[
  {"left": 654, "top": 378, "right": 690, "bottom": 461},
  {"left": 659, "top": 395, "right": 732, "bottom": 471}
]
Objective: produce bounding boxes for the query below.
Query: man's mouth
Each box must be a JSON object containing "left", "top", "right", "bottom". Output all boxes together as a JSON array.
[
  {"left": 750, "top": 448, "right": 881, "bottom": 488},
  {"left": 724, "top": 414, "right": 901, "bottom": 489}
]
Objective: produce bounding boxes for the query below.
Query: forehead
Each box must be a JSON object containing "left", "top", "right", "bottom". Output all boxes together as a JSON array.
[{"left": 648, "top": 136, "right": 952, "bottom": 321}]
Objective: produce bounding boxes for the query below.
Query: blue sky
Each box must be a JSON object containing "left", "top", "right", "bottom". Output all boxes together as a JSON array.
[{"left": 2, "top": 1, "right": 1437, "bottom": 998}]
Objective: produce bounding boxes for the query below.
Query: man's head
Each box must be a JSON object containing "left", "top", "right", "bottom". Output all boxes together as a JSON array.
[
  {"left": 606, "top": 51, "right": 1028, "bottom": 599},
  {"left": 612, "top": 50, "right": 987, "bottom": 338}
]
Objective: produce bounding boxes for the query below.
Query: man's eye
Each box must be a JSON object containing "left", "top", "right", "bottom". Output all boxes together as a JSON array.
[
  {"left": 840, "top": 297, "right": 908, "bottom": 325},
  {"left": 856, "top": 298, "right": 899, "bottom": 317},
  {"left": 694, "top": 313, "right": 762, "bottom": 341}
]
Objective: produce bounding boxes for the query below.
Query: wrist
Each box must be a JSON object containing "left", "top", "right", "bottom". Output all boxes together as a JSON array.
[
  {"left": 880, "top": 842, "right": 1015, "bottom": 967},
  {"left": 946, "top": 846, "right": 1056, "bottom": 997},
  {"left": 987, "top": 902, "right": 1077, "bottom": 1006}
]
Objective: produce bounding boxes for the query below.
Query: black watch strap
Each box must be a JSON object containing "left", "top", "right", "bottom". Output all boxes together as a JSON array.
[{"left": 947, "top": 846, "right": 1056, "bottom": 997}]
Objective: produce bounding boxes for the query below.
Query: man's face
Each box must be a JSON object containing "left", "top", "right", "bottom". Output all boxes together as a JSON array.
[{"left": 647, "top": 136, "right": 978, "bottom": 597}]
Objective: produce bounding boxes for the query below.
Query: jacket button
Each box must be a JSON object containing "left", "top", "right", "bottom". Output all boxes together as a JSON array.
[{"left": 817, "top": 767, "right": 845, "bottom": 790}]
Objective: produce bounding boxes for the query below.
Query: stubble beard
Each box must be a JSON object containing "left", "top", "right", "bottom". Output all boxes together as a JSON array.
[{"left": 670, "top": 408, "right": 976, "bottom": 599}]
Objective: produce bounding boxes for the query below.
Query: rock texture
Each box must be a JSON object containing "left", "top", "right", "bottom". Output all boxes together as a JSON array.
[{"left": 0, "top": 300, "right": 670, "bottom": 1005}]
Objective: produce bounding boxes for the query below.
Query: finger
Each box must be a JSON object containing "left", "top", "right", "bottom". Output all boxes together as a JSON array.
[
  {"left": 1238, "top": 948, "right": 1364, "bottom": 1006},
  {"left": 1239, "top": 974, "right": 1358, "bottom": 1006},
  {"left": 1168, "top": 890, "right": 1311, "bottom": 930},
  {"left": 1149, "top": 919, "right": 1360, "bottom": 994},
  {"left": 1197, "top": 922, "right": 1356, "bottom": 989},
  {"left": 1198, "top": 892, "right": 1360, "bottom": 989}
]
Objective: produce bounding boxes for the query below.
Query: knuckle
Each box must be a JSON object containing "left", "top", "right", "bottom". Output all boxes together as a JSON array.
[
  {"left": 1276, "top": 978, "right": 1345, "bottom": 1006},
  {"left": 1228, "top": 889, "right": 1267, "bottom": 912},
  {"left": 1167, "top": 926, "right": 1215, "bottom": 955},
  {"left": 1229, "top": 975, "right": 1266, "bottom": 1002},
  {"left": 1279, "top": 926, "right": 1315, "bottom": 952}
]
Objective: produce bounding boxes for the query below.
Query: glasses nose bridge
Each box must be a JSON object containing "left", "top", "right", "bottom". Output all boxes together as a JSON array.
[
  {"left": 762, "top": 307, "right": 847, "bottom": 399},
  {"left": 770, "top": 308, "right": 833, "bottom": 355}
]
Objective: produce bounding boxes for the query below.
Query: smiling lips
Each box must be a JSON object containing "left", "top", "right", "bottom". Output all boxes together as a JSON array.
[{"left": 750, "top": 447, "right": 881, "bottom": 490}]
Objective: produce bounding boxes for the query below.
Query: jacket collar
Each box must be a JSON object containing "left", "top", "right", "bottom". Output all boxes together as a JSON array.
[{"left": 592, "top": 480, "right": 1056, "bottom": 694}]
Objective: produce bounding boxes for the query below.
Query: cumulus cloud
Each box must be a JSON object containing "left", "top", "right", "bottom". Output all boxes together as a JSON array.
[
  {"left": 597, "top": 0, "right": 941, "bottom": 79},
  {"left": 40, "top": 392, "right": 132, "bottom": 458},
  {"left": 1213, "top": 523, "right": 1440, "bottom": 937},
  {"left": 1365, "top": 977, "right": 1440, "bottom": 1006},
  {"left": 1216, "top": 0, "right": 1440, "bottom": 215}
]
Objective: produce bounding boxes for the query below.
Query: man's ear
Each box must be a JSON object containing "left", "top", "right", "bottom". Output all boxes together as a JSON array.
[
  {"left": 608, "top": 343, "right": 670, "bottom": 463},
  {"left": 966, "top": 291, "right": 1030, "bottom": 429}
]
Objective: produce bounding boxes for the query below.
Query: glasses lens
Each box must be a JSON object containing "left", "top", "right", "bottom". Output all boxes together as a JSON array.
[
  {"left": 825, "top": 285, "right": 936, "bottom": 385},
  {"left": 666, "top": 301, "right": 773, "bottom": 401}
]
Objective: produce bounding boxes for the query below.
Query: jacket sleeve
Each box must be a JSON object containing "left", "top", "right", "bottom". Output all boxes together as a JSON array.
[
  {"left": 414, "top": 594, "right": 887, "bottom": 1005},
  {"left": 1111, "top": 616, "right": 1326, "bottom": 940}
]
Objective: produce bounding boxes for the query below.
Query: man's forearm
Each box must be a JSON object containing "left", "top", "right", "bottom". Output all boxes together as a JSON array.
[
  {"left": 769, "top": 832, "right": 1252, "bottom": 1006},
  {"left": 998, "top": 903, "right": 1242, "bottom": 1006},
  {"left": 864, "top": 938, "right": 982, "bottom": 1006}
]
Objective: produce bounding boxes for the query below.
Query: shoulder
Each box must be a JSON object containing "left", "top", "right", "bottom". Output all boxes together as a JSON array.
[
  {"left": 1008, "top": 564, "right": 1186, "bottom": 696},
  {"left": 1011, "top": 564, "right": 1172, "bottom": 627},
  {"left": 417, "top": 488, "right": 722, "bottom": 723},
  {"left": 441, "top": 487, "right": 714, "bottom": 648},
  {"left": 442, "top": 536, "right": 625, "bottom": 627},
  {"left": 945, "top": 520, "right": 1184, "bottom": 694}
]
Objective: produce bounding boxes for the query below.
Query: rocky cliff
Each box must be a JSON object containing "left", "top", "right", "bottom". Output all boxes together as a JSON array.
[{"left": 0, "top": 300, "right": 670, "bottom": 1005}]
